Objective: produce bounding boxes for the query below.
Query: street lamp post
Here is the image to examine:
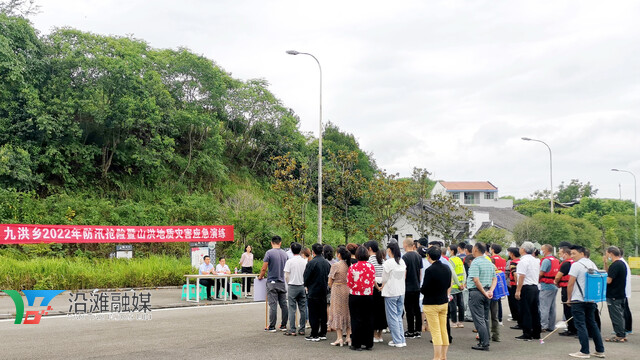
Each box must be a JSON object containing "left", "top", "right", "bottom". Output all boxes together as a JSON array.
[
  {"left": 612, "top": 168, "right": 638, "bottom": 256},
  {"left": 286, "top": 50, "right": 323, "bottom": 244},
  {"left": 522, "top": 137, "right": 554, "bottom": 213}
]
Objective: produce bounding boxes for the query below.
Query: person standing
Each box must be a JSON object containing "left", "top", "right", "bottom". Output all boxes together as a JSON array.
[
  {"left": 382, "top": 242, "right": 407, "bottom": 348},
  {"left": 422, "top": 246, "right": 453, "bottom": 359},
  {"left": 328, "top": 246, "right": 351, "bottom": 346},
  {"left": 467, "top": 242, "right": 497, "bottom": 351},
  {"left": 448, "top": 244, "right": 466, "bottom": 328},
  {"left": 566, "top": 245, "right": 605, "bottom": 359},
  {"left": 514, "top": 241, "right": 542, "bottom": 341},
  {"left": 506, "top": 247, "right": 522, "bottom": 330},
  {"left": 365, "top": 240, "right": 387, "bottom": 343},
  {"left": 463, "top": 243, "right": 475, "bottom": 322},
  {"left": 258, "top": 235, "right": 289, "bottom": 332},
  {"left": 347, "top": 246, "right": 376, "bottom": 351},
  {"left": 303, "top": 243, "right": 331, "bottom": 342},
  {"left": 605, "top": 246, "right": 628, "bottom": 343},
  {"left": 539, "top": 244, "right": 560, "bottom": 332},
  {"left": 619, "top": 248, "right": 633, "bottom": 334},
  {"left": 489, "top": 244, "right": 506, "bottom": 342},
  {"left": 554, "top": 245, "right": 577, "bottom": 336},
  {"left": 402, "top": 238, "right": 423, "bottom": 339},
  {"left": 284, "top": 242, "right": 307, "bottom": 336},
  {"left": 238, "top": 245, "right": 254, "bottom": 295}
]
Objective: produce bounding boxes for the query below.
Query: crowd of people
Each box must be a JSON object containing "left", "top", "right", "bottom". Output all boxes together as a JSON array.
[{"left": 256, "top": 235, "right": 633, "bottom": 359}]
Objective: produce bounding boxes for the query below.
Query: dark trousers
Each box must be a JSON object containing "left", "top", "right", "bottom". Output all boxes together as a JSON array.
[
  {"left": 507, "top": 285, "right": 521, "bottom": 326},
  {"left": 561, "top": 287, "right": 577, "bottom": 333},
  {"left": 404, "top": 291, "right": 421, "bottom": 333},
  {"left": 215, "top": 278, "right": 232, "bottom": 297},
  {"left": 241, "top": 266, "right": 252, "bottom": 293},
  {"left": 349, "top": 294, "right": 374, "bottom": 349},
  {"left": 449, "top": 292, "right": 464, "bottom": 323},
  {"left": 624, "top": 298, "right": 633, "bottom": 332},
  {"left": 267, "top": 282, "right": 288, "bottom": 329},
  {"left": 446, "top": 304, "right": 452, "bottom": 343},
  {"left": 572, "top": 302, "right": 604, "bottom": 354},
  {"left": 199, "top": 279, "right": 214, "bottom": 298},
  {"left": 607, "top": 297, "right": 626, "bottom": 337},
  {"left": 372, "top": 287, "right": 388, "bottom": 330},
  {"left": 519, "top": 285, "right": 541, "bottom": 338},
  {"left": 308, "top": 297, "right": 327, "bottom": 337}
]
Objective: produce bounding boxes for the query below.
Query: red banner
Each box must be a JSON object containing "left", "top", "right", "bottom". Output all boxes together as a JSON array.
[{"left": 0, "top": 224, "right": 234, "bottom": 244}]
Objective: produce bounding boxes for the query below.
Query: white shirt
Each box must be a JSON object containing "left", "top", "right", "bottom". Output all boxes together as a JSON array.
[
  {"left": 620, "top": 258, "right": 632, "bottom": 299},
  {"left": 381, "top": 258, "right": 406, "bottom": 297},
  {"left": 215, "top": 264, "right": 230, "bottom": 274},
  {"left": 568, "top": 257, "right": 597, "bottom": 302},
  {"left": 284, "top": 255, "right": 307, "bottom": 285},
  {"left": 516, "top": 254, "right": 540, "bottom": 285},
  {"left": 199, "top": 263, "right": 214, "bottom": 275}
]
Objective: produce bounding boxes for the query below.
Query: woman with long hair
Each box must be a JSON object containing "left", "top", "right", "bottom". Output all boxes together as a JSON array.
[
  {"left": 239, "top": 245, "right": 254, "bottom": 294},
  {"left": 381, "top": 242, "right": 407, "bottom": 347},
  {"left": 365, "top": 240, "right": 387, "bottom": 343},
  {"left": 328, "top": 246, "right": 351, "bottom": 346},
  {"left": 347, "top": 245, "right": 375, "bottom": 351}
]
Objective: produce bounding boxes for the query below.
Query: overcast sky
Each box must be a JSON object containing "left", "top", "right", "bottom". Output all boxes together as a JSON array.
[{"left": 30, "top": 0, "right": 640, "bottom": 200}]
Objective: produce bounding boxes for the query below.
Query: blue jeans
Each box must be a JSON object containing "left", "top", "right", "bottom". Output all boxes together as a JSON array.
[
  {"left": 384, "top": 295, "right": 406, "bottom": 345},
  {"left": 572, "top": 302, "right": 604, "bottom": 354}
]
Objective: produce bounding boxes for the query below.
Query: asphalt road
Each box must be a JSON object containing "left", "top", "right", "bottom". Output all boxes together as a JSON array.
[{"left": 1, "top": 281, "right": 638, "bottom": 360}]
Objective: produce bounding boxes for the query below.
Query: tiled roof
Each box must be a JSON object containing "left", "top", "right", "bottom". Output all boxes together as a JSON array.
[
  {"left": 472, "top": 206, "right": 527, "bottom": 232},
  {"left": 439, "top": 181, "right": 497, "bottom": 191}
]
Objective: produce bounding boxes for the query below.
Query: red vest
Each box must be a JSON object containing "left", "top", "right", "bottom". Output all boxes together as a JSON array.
[
  {"left": 508, "top": 258, "right": 520, "bottom": 286},
  {"left": 442, "top": 255, "right": 449, "bottom": 261},
  {"left": 558, "top": 258, "right": 574, "bottom": 287},
  {"left": 491, "top": 255, "right": 506, "bottom": 272},
  {"left": 540, "top": 255, "right": 560, "bottom": 284}
]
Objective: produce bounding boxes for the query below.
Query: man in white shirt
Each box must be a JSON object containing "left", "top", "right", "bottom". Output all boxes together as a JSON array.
[
  {"left": 514, "top": 241, "right": 541, "bottom": 341},
  {"left": 199, "top": 255, "right": 215, "bottom": 300},
  {"left": 566, "top": 245, "right": 605, "bottom": 359},
  {"left": 215, "top": 257, "right": 236, "bottom": 300},
  {"left": 284, "top": 242, "right": 308, "bottom": 336}
]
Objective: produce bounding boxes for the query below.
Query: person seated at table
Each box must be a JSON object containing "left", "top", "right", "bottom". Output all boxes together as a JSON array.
[
  {"left": 199, "top": 255, "right": 215, "bottom": 301},
  {"left": 215, "top": 257, "right": 238, "bottom": 300}
]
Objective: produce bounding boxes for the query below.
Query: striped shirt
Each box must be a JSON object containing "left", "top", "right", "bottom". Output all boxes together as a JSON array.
[
  {"left": 467, "top": 256, "right": 496, "bottom": 290},
  {"left": 368, "top": 255, "right": 384, "bottom": 282}
]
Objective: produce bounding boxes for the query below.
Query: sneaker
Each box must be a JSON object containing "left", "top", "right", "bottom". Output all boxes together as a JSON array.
[
  {"left": 404, "top": 331, "right": 415, "bottom": 339},
  {"left": 569, "top": 352, "right": 591, "bottom": 359},
  {"left": 373, "top": 338, "right": 384, "bottom": 343},
  {"left": 279, "top": 325, "right": 287, "bottom": 332},
  {"left": 515, "top": 335, "right": 533, "bottom": 341},
  {"left": 499, "top": 321, "right": 504, "bottom": 326},
  {"left": 413, "top": 332, "right": 421, "bottom": 338},
  {"left": 396, "top": 342, "right": 407, "bottom": 348},
  {"left": 388, "top": 341, "right": 406, "bottom": 347},
  {"left": 305, "top": 336, "right": 320, "bottom": 342},
  {"left": 559, "top": 331, "right": 577, "bottom": 337},
  {"left": 264, "top": 327, "right": 276, "bottom": 332},
  {"left": 318, "top": 335, "right": 327, "bottom": 340},
  {"left": 591, "top": 352, "right": 605, "bottom": 358},
  {"left": 510, "top": 325, "right": 522, "bottom": 330}
]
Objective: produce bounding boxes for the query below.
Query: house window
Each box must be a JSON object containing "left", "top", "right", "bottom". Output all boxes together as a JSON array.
[
  {"left": 464, "top": 192, "right": 476, "bottom": 204},
  {"left": 452, "top": 192, "right": 460, "bottom": 200},
  {"left": 484, "top": 192, "right": 494, "bottom": 200}
]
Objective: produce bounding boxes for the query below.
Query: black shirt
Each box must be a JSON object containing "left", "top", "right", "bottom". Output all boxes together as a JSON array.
[
  {"left": 607, "top": 260, "right": 627, "bottom": 299},
  {"left": 559, "top": 260, "right": 572, "bottom": 275},
  {"left": 303, "top": 255, "right": 331, "bottom": 299},
  {"left": 421, "top": 261, "right": 452, "bottom": 305},
  {"left": 402, "top": 251, "right": 423, "bottom": 292}
]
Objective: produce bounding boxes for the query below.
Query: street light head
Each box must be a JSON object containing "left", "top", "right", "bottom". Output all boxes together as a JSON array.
[
  {"left": 286, "top": 50, "right": 300, "bottom": 55},
  {"left": 521, "top": 137, "right": 532, "bottom": 141}
]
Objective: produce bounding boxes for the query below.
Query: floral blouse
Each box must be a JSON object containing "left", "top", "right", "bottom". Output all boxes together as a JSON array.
[{"left": 347, "top": 260, "right": 375, "bottom": 296}]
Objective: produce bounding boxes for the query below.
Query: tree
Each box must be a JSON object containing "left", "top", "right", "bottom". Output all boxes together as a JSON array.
[
  {"left": 272, "top": 153, "right": 313, "bottom": 244},
  {"left": 365, "top": 170, "right": 413, "bottom": 242},
  {"left": 556, "top": 179, "right": 598, "bottom": 203},
  {"left": 423, "top": 193, "right": 472, "bottom": 244},
  {"left": 0, "top": 0, "right": 40, "bottom": 17},
  {"left": 222, "top": 189, "right": 272, "bottom": 252},
  {"left": 475, "top": 227, "right": 511, "bottom": 250},
  {"left": 323, "top": 150, "right": 366, "bottom": 243},
  {"left": 406, "top": 167, "right": 435, "bottom": 238}
]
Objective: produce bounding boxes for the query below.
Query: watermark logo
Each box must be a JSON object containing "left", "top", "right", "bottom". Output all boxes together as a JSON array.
[
  {"left": 1, "top": 290, "right": 64, "bottom": 324},
  {"left": 67, "top": 291, "right": 152, "bottom": 321}
]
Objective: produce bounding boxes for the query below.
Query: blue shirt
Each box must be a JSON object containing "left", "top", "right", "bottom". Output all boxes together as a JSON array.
[
  {"left": 540, "top": 258, "right": 556, "bottom": 291},
  {"left": 199, "top": 263, "right": 214, "bottom": 275}
]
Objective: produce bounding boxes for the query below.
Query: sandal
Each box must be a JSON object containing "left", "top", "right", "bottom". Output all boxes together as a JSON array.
[
  {"left": 605, "top": 337, "right": 627, "bottom": 342},
  {"left": 283, "top": 332, "right": 295, "bottom": 336}
]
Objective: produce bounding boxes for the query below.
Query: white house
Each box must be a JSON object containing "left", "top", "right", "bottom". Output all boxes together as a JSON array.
[{"left": 432, "top": 181, "right": 514, "bottom": 208}]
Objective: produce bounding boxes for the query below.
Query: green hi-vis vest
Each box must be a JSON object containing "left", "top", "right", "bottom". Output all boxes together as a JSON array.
[{"left": 450, "top": 256, "right": 465, "bottom": 289}]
